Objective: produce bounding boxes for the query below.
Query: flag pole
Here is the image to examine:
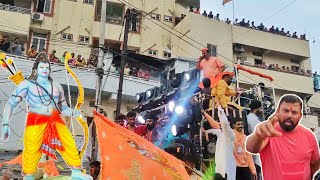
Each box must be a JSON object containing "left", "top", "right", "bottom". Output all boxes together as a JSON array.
[
  {"left": 185, "top": 164, "right": 204, "bottom": 178},
  {"left": 232, "top": 0, "right": 235, "bottom": 23}
]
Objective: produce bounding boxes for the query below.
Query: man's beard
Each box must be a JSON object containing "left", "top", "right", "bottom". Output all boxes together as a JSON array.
[
  {"left": 147, "top": 124, "right": 155, "bottom": 130},
  {"left": 236, "top": 127, "right": 243, "bottom": 132},
  {"left": 279, "top": 119, "right": 297, "bottom": 132}
]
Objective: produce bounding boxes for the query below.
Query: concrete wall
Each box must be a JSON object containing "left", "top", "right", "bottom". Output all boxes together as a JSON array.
[
  {"left": 0, "top": 10, "right": 31, "bottom": 36},
  {"left": 237, "top": 65, "right": 314, "bottom": 95},
  {"left": 240, "top": 48, "right": 312, "bottom": 72},
  {"left": 172, "top": 13, "right": 234, "bottom": 66},
  {"left": 232, "top": 25, "right": 310, "bottom": 58}
]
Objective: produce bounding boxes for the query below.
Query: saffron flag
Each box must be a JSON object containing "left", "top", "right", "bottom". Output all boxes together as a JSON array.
[
  {"left": 93, "top": 111, "right": 189, "bottom": 180},
  {"left": 0, "top": 154, "right": 60, "bottom": 177},
  {"left": 223, "top": 0, "right": 232, "bottom": 5}
]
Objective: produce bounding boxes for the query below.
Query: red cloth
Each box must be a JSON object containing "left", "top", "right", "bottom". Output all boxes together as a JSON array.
[
  {"left": 260, "top": 123, "right": 320, "bottom": 180},
  {"left": 26, "top": 110, "right": 65, "bottom": 159},
  {"left": 126, "top": 125, "right": 147, "bottom": 136}
]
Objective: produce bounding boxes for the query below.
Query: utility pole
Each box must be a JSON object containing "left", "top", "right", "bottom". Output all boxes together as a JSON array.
[
  {"left": 95, "top": 0, "right": 107, "bottom": 107},
  {"left": 93, "top": 0, "right": 106, "bottom": 162},
  {"left": 116, "top": 9, "right": 132, "bottom": 116}
]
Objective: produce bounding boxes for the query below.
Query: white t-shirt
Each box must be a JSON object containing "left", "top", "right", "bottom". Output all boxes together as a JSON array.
[
  {"left": 206, "top": 126, "right": 236, "bottom": 180},
  {"left": 246, "top": 113, "right": 262, "bottom": 167}
]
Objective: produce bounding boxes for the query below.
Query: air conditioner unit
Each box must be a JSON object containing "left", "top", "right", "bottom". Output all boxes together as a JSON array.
[
  {"left": 31, "top": 12, "right": 44, "bottom": 22},
  {"left": 234, "top": 45, "right": 245, "bottom": 53}
]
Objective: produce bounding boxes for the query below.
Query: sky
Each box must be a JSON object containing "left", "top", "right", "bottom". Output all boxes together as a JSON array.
[{"left": 200, "top": 0, "right": 320, "bottom": 73}]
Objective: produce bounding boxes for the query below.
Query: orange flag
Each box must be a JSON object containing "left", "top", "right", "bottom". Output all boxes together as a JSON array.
[
  {"left": 0, "top": 154, "right": 60, "bottom": 177},
  {"left": 93, "top": 111, "right": 189, "bottom": 180},
  {"left": 0, "top": 154, "right": 22, "bottom": 167},
  {"left": 223, "top": 0, "right": 232, "bottom": 5}
]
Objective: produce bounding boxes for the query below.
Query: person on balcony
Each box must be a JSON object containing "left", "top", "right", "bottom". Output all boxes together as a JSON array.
[
  {"left": 68, "top": 53, "right": 76, "bottom": 66},
  {"left": 197, "top": 48, "right": 225, "bottom": 88},
  {"left": 124, "top": 64, "right": 130, "bottom": 76},
  {"left": 60, "top": 51, "right": 67, "bottom": 63},
  {"left": 49, "top": 50, "right": 59, "bottom": 63},
  {"left": 144, "top": 70, "right": 150, "bottom": 80},
  {"left": 202, "top": 10, "right": 207, "bottom": 17},
  {"left": 0, "top": 36, "right": 10, "bottom": 52},
  {"left": 76, "top": 55, "right": 86, "bottom": 67},
  {"left": 137, "top": 68, "right": 144, "bottom": 78},
  {"left": 27, "top": 46, "right": 38, "bottom": 58},
  {"left": 189, "top": 6, "right": 193, "bottom": 12},
  {"left": 194, "top": 8, "right": 200, "bottom": 14},
  {"left": 208, "top": 11, "right": 214, "bottom": 19},
  {"left": 11, "top": 38, "right": 25, "bottom": 56},
  {"left": 292, "top": 32, "right": 298, "bottom": 38},
  {"left": 215, "top": 14, "right": 220, "bottom": 21}
]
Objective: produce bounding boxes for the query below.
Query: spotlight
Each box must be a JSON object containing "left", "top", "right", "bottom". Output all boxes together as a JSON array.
[
  {"left": 184, "top": 73, "right": 190, "bottom": 81},
  {"left": 171, "top": 73, "right": 182, "bottom": 88},
  {"left": 146, "top": 90, "right": 152, "bottom": 98},
  {"left": 136, "top": 92, "right": 145, "bottom": 103},
  {"left": 145, "top": 87, "right": 157, "bottom": 100},
  {"left": 168, "top": 101, "right": 175, "bottom": 112},
  {"left": 171, "top": 125, "right": 177, "bottom": 136},
  {"left": 137, "top": 115, "right": 145, "bottom": 123},
  {"left": 175, "top": 106, "right": 184, "bottom": 115}
]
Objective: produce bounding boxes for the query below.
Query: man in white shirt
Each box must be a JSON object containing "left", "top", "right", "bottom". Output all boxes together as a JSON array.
[
  {"left": 203, "top": 107, "right": 236, "bottom": 180},
  {"left": 246, "top": 100, "right": 263, "bottom": 180}
]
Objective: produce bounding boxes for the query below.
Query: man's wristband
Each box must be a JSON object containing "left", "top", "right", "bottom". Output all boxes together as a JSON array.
[{"left": 2, "top": 124, "right": 9, "bottom": 127}]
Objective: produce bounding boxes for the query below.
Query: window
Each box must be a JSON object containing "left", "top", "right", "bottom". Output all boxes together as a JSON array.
[
  {"left": 62, "top": 33, "right": 73, "bottom": 41},
  {"left": 207, "top": 44, "right": 217, "bottom": 56},
  {"left": 148, "top": 49, "right": 158, "bottom": 56},
  {"left": 151, "top": 13, "right": 161, "bottom": 20},
  {"left": 254, "top": 59, "right": 262, "bottom": 65},
  {"left": 164, "top": 15, "right": 173, "bottom": 22},
  {"left": 31, "top": 32, "right": 47, "bottom": 52},
  {"left": 83, "top": 0, "right": 94, "bottom": 4},
  {"left": 290, "top": 59, "right": 300, "bottom": 64},
  {"left": 36, "top": 0, "right": 52, "bottom": 14},
  {"left": 253, "top": 51, "right": 263, "bottom": 57},
  {"left": 163, "top": 51, "right": 171, "bottom": 59},
  {"left": 96, "top": 1, "right": 124, "bottom": 25},
  {"left": 129, "top": 14, "right": 140, "bottom": 32},
  {"left": 79, "top": 36, "right": 89, "bottom": 43}
]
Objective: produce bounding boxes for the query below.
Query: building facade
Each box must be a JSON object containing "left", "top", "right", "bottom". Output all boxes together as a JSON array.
[
  {"left": 0, "top": 0, "right": 319, "bottom": 150},
  {"left": 0, "top": 0, "right": 200, "bottom": 59}
]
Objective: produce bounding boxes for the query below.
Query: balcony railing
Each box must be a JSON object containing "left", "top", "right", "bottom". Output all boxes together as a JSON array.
[
  {"left": 106, "top": 16, "right": 123, "bottom": 25},
  {"left": 0, "top": 3, "right": 31, "bottom": 14}
]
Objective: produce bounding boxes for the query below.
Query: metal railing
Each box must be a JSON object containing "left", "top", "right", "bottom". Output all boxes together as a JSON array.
[{"left": 0, "top": 3, "right": 31, "bottom": 14}]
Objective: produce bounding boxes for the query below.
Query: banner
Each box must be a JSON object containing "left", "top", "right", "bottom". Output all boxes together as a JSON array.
[{"left": 93, "top": 111, "right": 189, "bottom": 180}]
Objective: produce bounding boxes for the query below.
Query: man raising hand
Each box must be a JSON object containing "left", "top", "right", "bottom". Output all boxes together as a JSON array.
[{"left": 246, "top": 94, "right": 320, "bottom": 180}]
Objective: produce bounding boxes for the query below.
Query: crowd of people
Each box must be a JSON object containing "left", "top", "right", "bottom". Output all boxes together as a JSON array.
[
  {"left": 0, "top": 35, "right": 99, "bottom": 68},
  {"left": 110, "top": 63, "right": 151, "bottom": 80},
  {"left": 189, "top": 7, "right": 307, "bottom": 40},
  {"left": 241, "top": 60, "right": 313, "bottom": 77}
]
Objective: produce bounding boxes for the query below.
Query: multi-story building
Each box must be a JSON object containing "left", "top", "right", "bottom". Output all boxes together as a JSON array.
[
  {"left": 172, "top": 13, "right": 319, "bottom": 129},
  {"left": 1, "top": 0, "right": 319, "bottom": 150},
  {"left": 0, "top": 0, "right": 199, "bottom": 59}
]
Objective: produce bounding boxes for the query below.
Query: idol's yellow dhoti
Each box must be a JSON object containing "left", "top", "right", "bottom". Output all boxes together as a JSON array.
[{"left": 22, "top": 110, "right": 81, "bottom": 174}]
